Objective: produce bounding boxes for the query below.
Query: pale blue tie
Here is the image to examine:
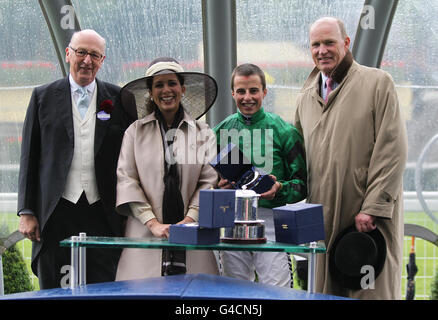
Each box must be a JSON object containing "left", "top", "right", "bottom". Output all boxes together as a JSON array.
[{"left": 76, "top": 87, "right": 89, "bottom": 119}]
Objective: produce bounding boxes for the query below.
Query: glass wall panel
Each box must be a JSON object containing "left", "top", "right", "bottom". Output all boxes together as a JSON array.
[
  {"left": 382, "top": 1, "right": 438, "bottom": 299},
  {"left": 0, "top": 1, "right": 62, "bottom": 197},
  {"left": 71, "top": 0, "right": 204, "bottom": 86},
  {"left": 382, "top": 0, "right": 438, "bottom": 167},
  {"left": 383, "top": 0, "right": 438, "bottom": 201},
  {"left": 0, "top": 0, "right": 63, "bottom": 290},
  {"left": 2, "top": 0, "right": 435, "bottom": 297},
  {"left": 236, "top": 0, "right": 364, "bottom": 122}
]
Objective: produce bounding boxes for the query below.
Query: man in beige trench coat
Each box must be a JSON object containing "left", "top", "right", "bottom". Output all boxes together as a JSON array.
[{"left": 294, "top": 17, "right": 408, "bottom": 299}]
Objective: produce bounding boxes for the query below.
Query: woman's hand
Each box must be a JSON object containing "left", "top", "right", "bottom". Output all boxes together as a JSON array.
[
  {"left": 176, "top": 216, "right": 195, "bottom": 225},
  {"left": 146, "top": 218, "right": 170, "bottom": 238}
]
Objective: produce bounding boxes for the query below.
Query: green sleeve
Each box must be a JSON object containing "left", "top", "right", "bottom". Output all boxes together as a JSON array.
[{"left": 276, "top": 126, "right": 307, "bottom": 204}]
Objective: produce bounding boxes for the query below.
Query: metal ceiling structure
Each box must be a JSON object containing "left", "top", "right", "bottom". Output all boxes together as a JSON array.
[{"left": 38, "top": 0, "right": 399, "bottom": 127}]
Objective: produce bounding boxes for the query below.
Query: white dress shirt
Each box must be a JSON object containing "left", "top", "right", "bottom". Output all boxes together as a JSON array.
[{"left": 69, "top": 74, "right": 96, "bottom": 108}]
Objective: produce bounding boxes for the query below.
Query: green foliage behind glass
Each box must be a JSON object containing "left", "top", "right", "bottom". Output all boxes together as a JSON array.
[
  {"left": 3, "top": 244, "right": 34, "bottom": 294},
  {"left": 1, "top": 224, "right": 33, "bottom": 294},
  {"left": 431, "top": 267, "right": 438, "bottom": 300}
]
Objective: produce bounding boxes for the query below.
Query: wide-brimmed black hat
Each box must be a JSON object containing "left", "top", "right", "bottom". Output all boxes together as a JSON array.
[
  {"left": 329, "top": 225, "right": 387, "bottom": 290},
  {"left": 120, "top": 57, "right": 218, "bottom": 120}
]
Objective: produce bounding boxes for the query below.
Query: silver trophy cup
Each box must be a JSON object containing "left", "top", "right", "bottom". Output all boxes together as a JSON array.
[{"left": 221, "top": 189, "right": 266, "bottom": 244}]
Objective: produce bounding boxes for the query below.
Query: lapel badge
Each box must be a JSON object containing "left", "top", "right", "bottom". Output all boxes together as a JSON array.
[{"left": 97, "top": 110, "right": 111, "bottom": 121}]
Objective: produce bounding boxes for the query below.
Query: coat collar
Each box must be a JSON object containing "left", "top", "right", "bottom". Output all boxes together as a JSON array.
[
  {"left": 327, "top": 50, "right": 353, "bottom": 84},
  {"left": 94, "top": 78, "right": 115, "bottom": 156},
  {"left": 301, "top": 50, "right": 355, "bottom": 104},
  {"left": 54, "top": 76, "right": 115, "bottom": 157},
  {"left": 237, "top": 107, "right": 266, "bottom": 126},
  {"left": 140, "top": 107, "right": 196, "bottom": 129},
  {"left": 54, "top": 77, "right": 74, "bottom": 144}
]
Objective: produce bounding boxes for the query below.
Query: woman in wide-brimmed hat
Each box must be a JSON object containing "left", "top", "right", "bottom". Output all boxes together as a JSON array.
[{"left": 115, "top": 57, "right": 220, "bottom": 280}]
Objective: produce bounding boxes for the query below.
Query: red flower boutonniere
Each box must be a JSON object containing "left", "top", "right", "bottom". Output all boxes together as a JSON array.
[
  {"left": 97, "top": 99, "right": 114, "bottom": 121},
  {"left": 100, "top": 99, "right": 114, "bottom": 114}
]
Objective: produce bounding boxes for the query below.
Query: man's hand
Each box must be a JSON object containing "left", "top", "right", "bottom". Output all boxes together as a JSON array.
[
  {"left": 146, "top": 218, "right": 170, "bottom": 238},
  {"left": 355, "top": 212, "right": 377, "bottom": 233},
  {"left": 219, "top": 175, "right": 282, "bottom": 200},
  {"left": 19, "top": 214, "right": 41, "bottom": 242},
  {"left": 260, "top": 175, "right": 281, "bottom": 200}
]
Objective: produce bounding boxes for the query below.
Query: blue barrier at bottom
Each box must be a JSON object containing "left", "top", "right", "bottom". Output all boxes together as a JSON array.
[{"left": 0, "top": 273, "right": 351, "bottom": 300}]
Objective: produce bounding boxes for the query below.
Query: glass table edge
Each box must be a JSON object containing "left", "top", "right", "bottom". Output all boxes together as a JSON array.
[{"left": 60, "top": 236, "right": 326, "bottom": 253}]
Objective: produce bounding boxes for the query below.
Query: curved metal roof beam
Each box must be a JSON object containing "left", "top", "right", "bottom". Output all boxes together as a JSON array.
[
  {"left": 38, "top": 0, "right": 81, "bottom": 77},
  {"left": 352, "top": 0, "right": 399, "bottom": 68}
]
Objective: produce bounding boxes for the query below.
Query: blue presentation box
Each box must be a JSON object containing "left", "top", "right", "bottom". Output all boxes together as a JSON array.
[
  {"left": 273, "top": 203, "right": 325, "bottom": 245},
  {"left": 199, "top": 189, "right": 236, "bottom": 228},
  {"left": 169, "top": 223, "right": 220, "bottom": 245}
]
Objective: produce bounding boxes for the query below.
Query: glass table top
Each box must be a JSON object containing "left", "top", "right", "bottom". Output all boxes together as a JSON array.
[{"left": 60, "top": 236, "right": 326, "bottom": 254}]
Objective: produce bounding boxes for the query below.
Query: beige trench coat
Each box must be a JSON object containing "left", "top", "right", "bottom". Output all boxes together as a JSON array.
[
  {"left": 115, "top": 111, "right": 219, "bottom": 280},
  {"left": 295, "top": 61, "right": 407, "bottom": 299}
]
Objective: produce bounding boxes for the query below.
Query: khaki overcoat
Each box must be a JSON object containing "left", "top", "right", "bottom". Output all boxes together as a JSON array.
[
  {"left": 295, "top": 61, "right": 408, "bottom": 299},
  {"left": 115, "top": 111, "right": 219, "bottom": 280}
]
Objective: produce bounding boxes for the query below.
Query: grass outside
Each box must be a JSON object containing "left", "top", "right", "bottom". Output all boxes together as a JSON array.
[
  {"left": 401, "top": 211, "right": 438, "bottom": 300},
  {"left": 1, "top": 211, "right": 438, "bottom": 299}
]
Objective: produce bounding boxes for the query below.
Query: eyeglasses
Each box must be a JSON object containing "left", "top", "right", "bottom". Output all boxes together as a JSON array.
[{"left": 69, "top": 46, "right": 104, "bottom": 61}]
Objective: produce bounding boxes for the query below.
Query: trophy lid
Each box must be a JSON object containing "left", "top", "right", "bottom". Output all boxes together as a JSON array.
[{"left": 235, "top": 189, "right": 260, "bottom": 198}]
